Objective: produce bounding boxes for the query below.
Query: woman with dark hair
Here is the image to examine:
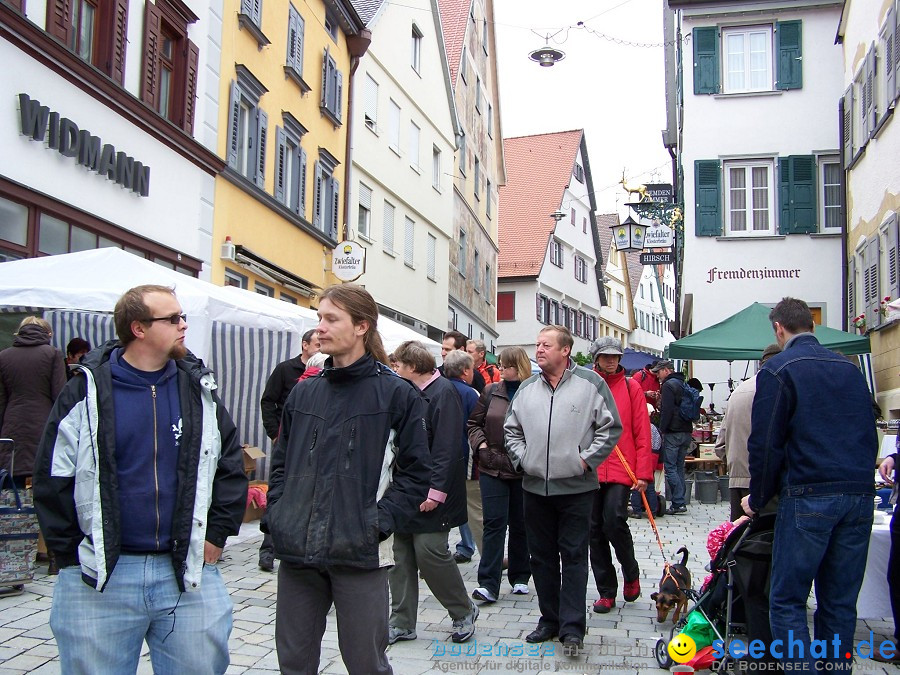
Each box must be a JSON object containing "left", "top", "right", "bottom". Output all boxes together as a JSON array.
[{"left": 467, "top": 346, "right": 532, "bottom": 604}]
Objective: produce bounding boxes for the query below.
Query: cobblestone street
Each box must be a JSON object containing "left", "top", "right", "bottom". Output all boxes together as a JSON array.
[{"left": 1, "top": 501, "right": 898, "bottom": 674}]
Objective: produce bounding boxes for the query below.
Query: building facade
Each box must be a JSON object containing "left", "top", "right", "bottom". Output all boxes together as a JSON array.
[
  {"left": 666, "top": 0, "right": 845, "bottom": 408},
  {"left": 631, "top": 263, "right": 676, "bottom": 358},
  {"left": 595, "top": 213, "right": 635, "bottom": 348},
  {"left": 437, "top": 0, "right": 503, "bottom": 348},
  {"left": 347, "top": 0, "right": 457, "bottom": 341},
  {"left": 2, "top": 0, "right": 223, "bottom": 276},
  {"left": 497, "top": 130, "right": 605, "bottom": 359},
  {"left": 839, "top": 0, "right": 900, "bottom": 413},
  {"left": 210, "top": 0, "right": 366, "bottom": 304}
]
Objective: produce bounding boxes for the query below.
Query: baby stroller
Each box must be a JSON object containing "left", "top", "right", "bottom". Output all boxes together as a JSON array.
[{"left": 655, "top": 513, "right": 776, "bottom": 672}]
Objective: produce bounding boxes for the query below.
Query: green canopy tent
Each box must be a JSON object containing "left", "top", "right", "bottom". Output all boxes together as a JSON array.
[{"left": 668, "top": 303, "right": 871, "bottom": 360}]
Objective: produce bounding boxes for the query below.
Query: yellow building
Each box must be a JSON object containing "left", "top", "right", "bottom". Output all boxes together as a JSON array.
[{"left": 212, "top": 0, "right": 367, "bottom": 304}]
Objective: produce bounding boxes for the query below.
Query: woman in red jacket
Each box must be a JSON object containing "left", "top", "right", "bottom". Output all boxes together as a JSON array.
[{"left": 588, "top": 337, "right": 654, "bottom": 614}]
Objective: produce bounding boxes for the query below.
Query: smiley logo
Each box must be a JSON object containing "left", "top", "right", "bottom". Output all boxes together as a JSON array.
[{"left": 667, "top": 633, "right": 696, "bottom": 664}]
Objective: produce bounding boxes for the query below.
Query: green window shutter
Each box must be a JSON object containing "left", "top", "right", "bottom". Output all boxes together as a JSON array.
[
  {"left": 775, "top": 20, "right": 802, "bottom": 90},
  {"left": 693, "top": 27, "right": 719, "bottom": 94},
  {"left": 694, "top": 160, "right": 722, "bottom": 236},
  {"left": 779, "top": 156, "right": 817, "bottom": 234}
]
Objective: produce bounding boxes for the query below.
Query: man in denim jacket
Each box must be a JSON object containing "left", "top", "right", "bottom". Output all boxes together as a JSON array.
[{"left": 742, "top": 297, "right": 877, "bottom": 672}]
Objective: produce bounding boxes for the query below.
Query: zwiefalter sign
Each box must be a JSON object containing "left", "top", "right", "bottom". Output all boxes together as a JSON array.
[
  {"left": 332, "top": 240, "right": 366, "bottom": 281},
  {"left": 643, "top": 225, "right": 674, "bottom": 248}
]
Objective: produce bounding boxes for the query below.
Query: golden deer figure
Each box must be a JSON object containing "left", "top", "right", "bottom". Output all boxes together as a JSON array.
[{"left": 619, "top": 171, "right": 650, "bottom": 203}]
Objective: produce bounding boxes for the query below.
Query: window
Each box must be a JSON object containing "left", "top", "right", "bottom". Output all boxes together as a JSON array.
[
  {"left": 550, "top": 300, "right": 559, "bottom": 325},
  {"left": 432, "top": 146, "right": 442, "bottom": 190},
  {"left": 47, "top": 0, "right": 131, "bottom": 85},
  {"left": 448, "top": 307, "right": 457, "bottom": 330},
  {"left": 323, "top": 11, "right": 337, "bottom": 41},
  {"left": 357, "top": 183, "right": 372, "bottom": 239},
  {"left": 404, "top": 216, "right": 415, "bottom": 267},
  {"left": 227, "top": 68, "right": 268, "bottom": 189},
  {"left": 561, "top": 305, "right": 571, "bottom": 331},
  {"left": 724, "top": 160, "right": 774, "bottom": 235},
  {"left": 458, "top": 130, "right": 467, "bottom": 176},
  {"left": 363, "top": 74, "right": 378, "bottom": 131},
  {"left": 460, "top": 47, "right": 468, "bottom": 84},
  {"left": 486, "top": 179, "right": 492, "bottom": 218},
  {"left": 487, "top": 103, "right": 493, "bottom": 138},
  {"left": 474, "top": 156, "right": 481, "bottom": 200},
  {"left": 573, "top": 163, "right": 584, "bottom": 182},
  {"left": 458, "top": 228, "right": 467, "bottom": 275},
  {"left": 388, "top": 100, "right": 401, "bottom": 152},
  {"left": 312, "top": 153, "right": 339, "bottom": 239},
  {"left": 427, "top": 233, "right": 436, "bottom": 280},
  {"left": 274, "top": 115, "right": 308, "bottom": 215},
  {"left": 411, "top": 24, "right": 422, "bottom": 73},
  {"left": 320, "top": 49, "right": 343, "bottom": 125},
  {"left": 722, "top": 25, "right": 773, "bottom": 93},
  {"left": 484, "top": 264, "right": 491, "bottom": 299},
  {"left": 224, "top": 268, "right": 248, "bottom": 289},
  {"left": 475, "top": 75, "right": 482, "bottom": 113},
  {"left": 550, "top": 240, "right": 563, "bottom": 267},
  {"left": 583, "top": 216, "right": 587, "bottom": 234},
  {"left": 616, "top": 292, "right": 624, "bottom": 312},
  {"left": 482, "top": 15, "right": 488, "bottom": 54},
  {"left": 639, "top": 312, "right": 645, "bottom": 330},
  {"left": 473, "top": 249, "right": 480, "bottom": 291},
  {"left": 408, "top": 122, "right": 420, "bottom": 171},
  {"left": 819, "top": 157, "right": 841, "bottom": 232},
  {"left": 576, "top": 311, "right": 584, "bottom": 338},
  {"left": 237, "top": 0, "right": 268, "bottom": 47},
  {"left": 280, "top": 293, "right": 297, "bottom": 304},
  {"left": 255, "top": 282, "right": 275, "bottom": 297},
  {"left": 640, "top": 285, "right": 645, "bottom": 299},
  {"left": 650, "top": 285, "right": 654, "bottom": 302},
  {"left": 73, "top": 0, "right": 97, "bottom": 64},
  {"left": 497, "top": 291, "right": 515, "bottom": 321},
  {"left": 285, "top": 5, "right": 306, "bottom": 88},
  {"left": 536, "top": 294, "right": 550, "bottom": 324},
  {"left": 570, "top": 208, "right": 576, "bottom": 225},
  {"left": 575, "top": 255, "right": 587, "bottom": 283},
  {"left": 382, "top": 200, "right": 396, "bottom": 254},
  {"left": 692, "top": 21, "right": 801, "bottom": 95},
  {"left": 141, "top": 0, "right": 200, "bottom": 132}
]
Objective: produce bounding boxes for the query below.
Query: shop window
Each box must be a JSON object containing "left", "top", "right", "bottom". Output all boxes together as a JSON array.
[
  {"left": 0, "top": 197, "right": 28, "bottom": 248},
  {"left": 47, "top": 0, "right": 129, "bottom": 84},
  {"left": 141, "top": 0, "right": 199, "bottom": 133}
]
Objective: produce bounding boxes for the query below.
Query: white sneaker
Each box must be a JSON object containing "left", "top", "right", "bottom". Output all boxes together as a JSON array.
[
  {"left": 511, "top": 583, "right": 530, "bottom": 595},
  {"left": 472, "top": 587, "right": 497, "bottom": 603}
]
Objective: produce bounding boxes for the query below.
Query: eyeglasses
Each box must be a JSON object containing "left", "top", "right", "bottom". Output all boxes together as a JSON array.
[{"left": 144, "top": 314, "right": 187, "bottom": 325}]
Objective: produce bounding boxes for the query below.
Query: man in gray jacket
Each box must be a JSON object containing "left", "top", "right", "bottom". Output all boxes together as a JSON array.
[
  {"left": 505, "top": 325, "right": 622, "bottom": 655},
  {"left": 715, "top": 343, "right": 781, "bottom": 520}
]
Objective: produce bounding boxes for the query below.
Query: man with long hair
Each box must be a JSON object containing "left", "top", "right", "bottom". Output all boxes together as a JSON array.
[{"left": 265, "top": 284, "right": 431, "bottom": 674}]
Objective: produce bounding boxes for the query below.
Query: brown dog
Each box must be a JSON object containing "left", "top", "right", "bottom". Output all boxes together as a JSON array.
[{"left": 650, "top": 547, "right": 691, "bottom": 624}]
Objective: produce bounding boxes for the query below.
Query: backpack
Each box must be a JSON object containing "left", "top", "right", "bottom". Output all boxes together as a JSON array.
[{"left": 677, "top": 381, "right": 703, "bottom": 421}]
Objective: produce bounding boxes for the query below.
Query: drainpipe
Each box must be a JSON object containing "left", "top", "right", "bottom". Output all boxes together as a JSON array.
[{"left": 342, "top": 28, "right": 372, "bottom": 242}]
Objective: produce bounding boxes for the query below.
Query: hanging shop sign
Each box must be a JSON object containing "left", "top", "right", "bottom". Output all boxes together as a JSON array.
[
  {"left": 17, "top": 93, "right": 151, "bottom": 197},
  {"left": 332, "top": 240, "right": 366, "bottom": 281},
  {"left": 640, "top": 251, "right": 674, "bottom": 265},
  {"left": 644, "top": 183, "right": 674, "bottom": 203},
  {"left": 643, "top": 225, "right": 675, "bottom": 248}
]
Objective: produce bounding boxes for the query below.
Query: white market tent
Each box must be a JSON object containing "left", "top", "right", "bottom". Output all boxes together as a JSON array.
[{"left": 0, "top": 248, "right": 440, "bottom": 470}]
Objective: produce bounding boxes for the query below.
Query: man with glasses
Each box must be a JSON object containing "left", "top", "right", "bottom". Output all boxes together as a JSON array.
[{"left": 33, "top": 284, "right": 248, "bottom": 675}]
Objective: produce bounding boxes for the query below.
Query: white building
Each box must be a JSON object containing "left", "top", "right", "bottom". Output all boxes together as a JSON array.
[
  {"left": 839, "top": 0, "right": 900, "bottom": 414},
  {"left": 632, "top": 263, "right": 676, "bottom": 358},
  {"left": 497, "top": 130, "right": 605, "bottom": 359},
  {"left": 349, "top": 0, "right": 457, "bottom": 340},
  {"left": 665, "top": 0, "right": 845, "bottom": 408},
  {"left": 1, "top": 0, "right": 223, "bottom": 276},
  {"left": 596, "top": 213, "right": 635, "bottom": 348}
]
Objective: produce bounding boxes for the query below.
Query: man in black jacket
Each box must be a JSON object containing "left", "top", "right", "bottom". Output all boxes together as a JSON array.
[
  {"left": 266, "top": 285, "right": 431, "bottom": 675},
  {"left": 654, "top": 360, "right": 693, "bottom": 515},
  {"left": 257, "top": 328, "right": 319, "bottom": 570},
  {"left": 388, "top": 341, "right": 479, "bottom": 645},
  {"left": 33, "top": 285, "right": 247, "bottom": 674}
]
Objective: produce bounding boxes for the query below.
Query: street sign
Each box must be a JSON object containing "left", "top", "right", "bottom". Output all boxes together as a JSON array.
[
  {"left": 640, "top": 251, "right": 674, "bottom": 265},
  {"left": 643, "top": 225, "right": 674, "bottom": 248},
  {"left": 644, "top": 183, "right": 674, "bottom": 203}
]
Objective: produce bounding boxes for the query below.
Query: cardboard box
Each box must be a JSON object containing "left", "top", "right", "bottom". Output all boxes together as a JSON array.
[
  {"left": 242, "top": 445, "right": 266, "bottom": 476},
  {"left": 244, "top": 480, "right": 267, "bottom": 523},
  {"left": 698, "top": 443, "right": 717, "bottom": 459}
]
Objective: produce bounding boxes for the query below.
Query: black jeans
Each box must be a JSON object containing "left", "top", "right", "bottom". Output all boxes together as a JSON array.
[
  {"left": 890, "top": 506, "right": 900, "bottom": 641},
  {"left": 589, "top": 483, "right": 639, "bottom": 598},
  {"left": 729, "top": 487, "right": 750, "bottom": 522},
  {"left": 523, "top": 489, "right": 593, "bottom": 640},
  {"left": 477, "top": 474, "right": 530, "bottom": 596}
]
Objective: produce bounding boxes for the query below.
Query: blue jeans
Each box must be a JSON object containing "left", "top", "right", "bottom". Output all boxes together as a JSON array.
[
  {"left": 456, "top": 523, "right": 476, "bottom": 558},
  {"left": 50, "top": 555, "right": 233, "bottom": 675},
  {"left": 477, "top": 473, "right": 530, "bottom": 596},
  {"left": 663, "top": 432, "right": 692, "bottom": 508},
  {"left": 769, "top": 492, "right": 873, "bottom": 672}
]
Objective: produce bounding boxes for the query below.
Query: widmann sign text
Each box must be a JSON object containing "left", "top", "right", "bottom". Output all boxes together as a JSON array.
[
  {"left": 707, "top": 267, "right": 801, "bottom": 284},
  {"left": 17, "top": 94, "right": 151, "bottom": 197}
]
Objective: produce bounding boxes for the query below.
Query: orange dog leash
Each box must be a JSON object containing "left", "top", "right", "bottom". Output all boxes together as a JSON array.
[{"left": 613, "top": 445, "right": 668, "bottom": 566}]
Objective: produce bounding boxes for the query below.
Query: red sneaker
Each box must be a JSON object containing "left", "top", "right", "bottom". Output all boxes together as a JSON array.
[
  {"left": 592, "top": 597, "right": 615, "bottom": 613},
  {"left": 623, "top": 578, "right": 641, "bottom": 602}
]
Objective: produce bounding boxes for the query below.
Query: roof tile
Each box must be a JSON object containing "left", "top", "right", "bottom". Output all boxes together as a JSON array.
[{"left": 436, "top": 0, "right": 470, "bottom": 86}]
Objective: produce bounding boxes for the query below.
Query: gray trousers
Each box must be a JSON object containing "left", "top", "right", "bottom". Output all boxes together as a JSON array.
[
  {"left": 275, "top": 563, "right": 392, "bottom": 675},
  {"left": 389, "top": 531, "right": 471, "bottom": 630}
]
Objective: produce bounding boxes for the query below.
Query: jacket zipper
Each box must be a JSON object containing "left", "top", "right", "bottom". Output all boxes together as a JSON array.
[
  {"left": 545, "top": 391, "right": 554, "bottom": 496},
  {"left": 151, "top": 385, "right": 160, "bottom": 550},
  {"left": 345, "top": 424, "right": 356, "bottom": 470}
]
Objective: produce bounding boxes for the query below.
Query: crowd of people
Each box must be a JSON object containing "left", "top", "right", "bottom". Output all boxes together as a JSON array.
[{"left": 0, "top": 287, "right": 888, "bottom": 674}]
